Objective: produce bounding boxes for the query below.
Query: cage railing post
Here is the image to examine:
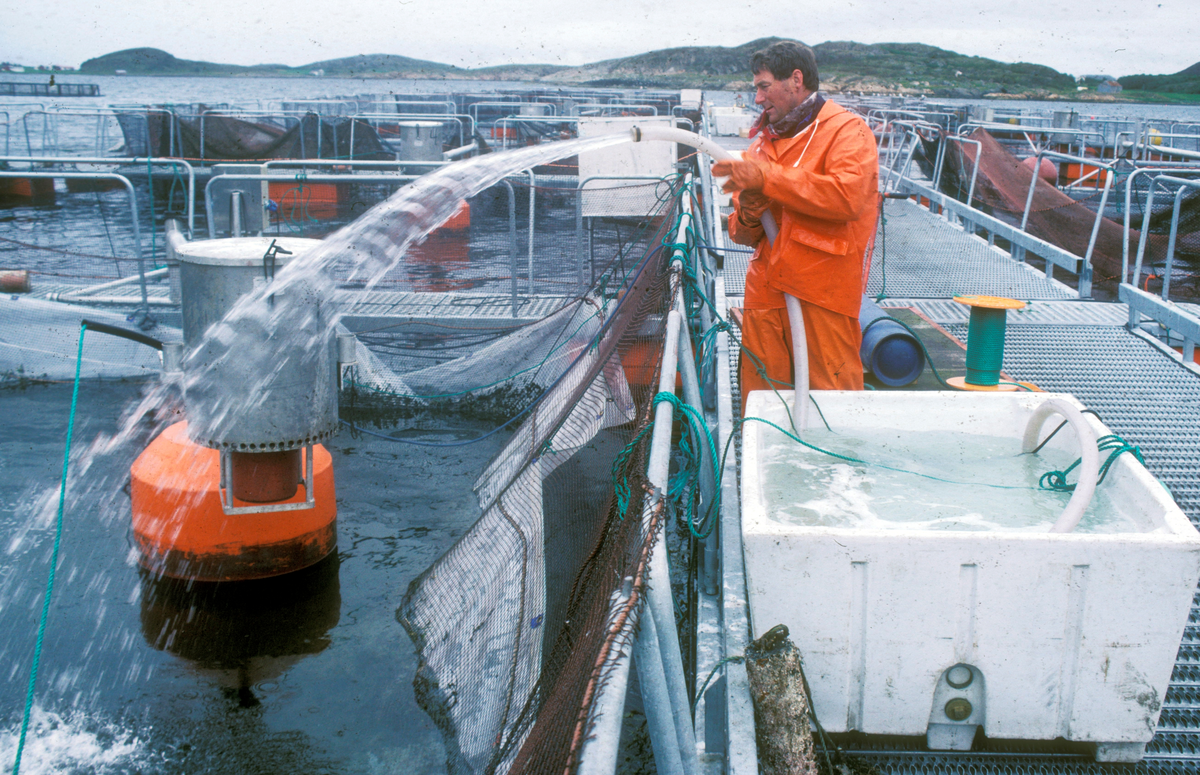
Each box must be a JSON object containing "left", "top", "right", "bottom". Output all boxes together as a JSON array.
[
  {"left": 644, "top": 308, "right": 702, "bottom": 775},
  {"left": 527, "top": 169, "right": 536, "bottom": 295},
  {"left": 229, "top": 191, "right": 243, "bottom": 238},
  {"left": 675, "top": 306, "right": 718, "bottom": 597},
  {"left": 635, "top": 604, "right": 688, "bottom": 775},
  {"left": 501, "top": 179, "right": 518, "bottom": 317}
]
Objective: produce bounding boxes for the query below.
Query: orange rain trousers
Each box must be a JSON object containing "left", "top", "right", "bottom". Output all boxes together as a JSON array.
[{"left": 739, "top": 304, "right": 863, "bottom": 402}]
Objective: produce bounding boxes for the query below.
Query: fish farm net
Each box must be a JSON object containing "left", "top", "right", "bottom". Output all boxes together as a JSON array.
[
  {"left": 942, "top": 129, "right": 1200, "bottom": 292},
  {"left": 339, "top": 174, "right": 699, "bottom": 773}
]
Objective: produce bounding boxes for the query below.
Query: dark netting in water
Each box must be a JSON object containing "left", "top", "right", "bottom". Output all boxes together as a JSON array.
[
  {"left": 331, "top": 174, "right": 686, "bottom": 773},
  {"left": 115, "top": 109, "right": 394, "bottom": 161}
]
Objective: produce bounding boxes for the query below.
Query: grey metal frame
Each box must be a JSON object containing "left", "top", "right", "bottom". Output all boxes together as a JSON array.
[
  {"left": 1, "top": 154, "right": 196, "bottom": 236},
  {"left": 203, "top": 171, "right": 420, "bottom": 238},
  {"left": 1131, "top": 175, "right": 1200, "bottom": 298},
  {"left": 0, "top": 169, "right": 150, "bottom": 313},
  {"left": 1119, "top": 283, "right": 1200, "bottom": 368},
  {"left": 884, "top": 174, "right": 1091, "bottom": 296}
]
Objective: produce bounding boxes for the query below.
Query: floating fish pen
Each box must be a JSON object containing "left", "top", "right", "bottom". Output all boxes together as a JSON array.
[
  {"left": 3, "top": 86, "right": 1200, "bottom": 775},
  {"left": 0, "top": 82, "right": 101, "bottom": 98}
]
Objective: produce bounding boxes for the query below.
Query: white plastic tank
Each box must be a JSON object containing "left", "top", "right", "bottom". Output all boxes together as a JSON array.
[{"left": 740, "top": 389, "right": 1200, "bottom": 762}]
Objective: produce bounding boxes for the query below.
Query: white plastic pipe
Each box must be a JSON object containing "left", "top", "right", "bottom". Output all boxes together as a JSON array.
[
  {"left": 631, "top": 125, "right": 808, "bottom": 432},
  {"left": 1021, "top": 398, "right": 1101, "bottom": 533}
]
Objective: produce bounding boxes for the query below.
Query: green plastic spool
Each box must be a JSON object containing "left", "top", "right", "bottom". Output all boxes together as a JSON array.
[{"left": 954, "top": 295, "right": 1026, "bottom": 388}]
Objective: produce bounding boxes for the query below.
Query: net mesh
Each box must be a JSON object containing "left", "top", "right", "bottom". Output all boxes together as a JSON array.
[
  {"left": 380, "top": 178, "right": 684, "bottom": 774},
  {"left": 943, "top": 128, "right": 1200, "bottom": 294}
]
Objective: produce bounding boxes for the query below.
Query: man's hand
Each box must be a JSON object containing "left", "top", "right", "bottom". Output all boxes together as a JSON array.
[
  {"left": 712, "top": 159, "right": 766, "bottom": 193},
  {"left": 736, "top": 189, "right": 770, "bottom": 221}
]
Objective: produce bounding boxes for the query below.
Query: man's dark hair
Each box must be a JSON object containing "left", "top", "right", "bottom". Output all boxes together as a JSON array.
[{"left": 751, "top": 41, "right": 819, "bottom": 92}]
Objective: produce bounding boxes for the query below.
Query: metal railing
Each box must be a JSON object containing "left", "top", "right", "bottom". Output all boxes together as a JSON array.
[
  {"left": 353, "top": 111, "right": 473, "bottom": 147},
  {"left": 1131, "top": 175, "right": 1200, "bottom": 299},
  {"left": 0, "top": 169, "right": 151, "bottom": 314},
  {"left": 578, "top": 207, "right": 705, "bottom": 775},
  {"left": 884, "top": 170, "right": 1093, "bottom": 297},
  {"left": 1118, "top": 163, "right": 1200, "bottom": 283},
  {"left": 0, "top": 154, "right": 196, "bottom": 236},
  {"left": 467, "top": 101, "right": 557, "bottom": 121},
  {"left": 1120, "top": 283, "right": 1200, "bottom": 373},
  {"left": 571, "top": 103, "right": 659, "bottom": 117},
  {"left": 1018, "top": 149, "right": 1117, "bottom": 276},
  {"left": 203, "top": 171, "right": 420, "bottom": 238}
]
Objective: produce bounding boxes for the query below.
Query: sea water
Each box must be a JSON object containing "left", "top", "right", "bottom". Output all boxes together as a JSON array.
[{"left": 760, "top": 425, "right": 1142, "bottom": 533}]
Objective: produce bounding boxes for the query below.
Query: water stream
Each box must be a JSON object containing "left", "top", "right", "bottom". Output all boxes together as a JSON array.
[{"left": 1, "top": 131, "right": 637, "bottom": 773}]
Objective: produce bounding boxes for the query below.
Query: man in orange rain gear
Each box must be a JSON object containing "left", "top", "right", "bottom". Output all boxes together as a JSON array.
[{"left": 714, "top": 40, "right": 879, "bottom": 401}]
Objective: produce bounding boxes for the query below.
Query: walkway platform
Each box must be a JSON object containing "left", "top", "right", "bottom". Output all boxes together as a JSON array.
[
  {"left": 718, "top": 190, "right": 1200, "bottom": 775},
  {"left": 28, "top": 280, "right": 577, "bottom": 329}
]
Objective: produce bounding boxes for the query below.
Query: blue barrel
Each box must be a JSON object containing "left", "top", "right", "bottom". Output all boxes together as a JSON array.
[{"left": 859, "top": 296, "right": 925, "bottom": 387}]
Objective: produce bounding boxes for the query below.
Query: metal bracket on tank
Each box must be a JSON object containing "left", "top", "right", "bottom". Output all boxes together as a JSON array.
[{"left": 218, "top": 444, "right": 316, "bottom": 515}]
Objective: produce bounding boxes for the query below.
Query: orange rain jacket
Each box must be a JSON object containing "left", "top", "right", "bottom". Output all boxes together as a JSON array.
[{"left": 727, "top": 100, "right": 879, "bottom": 317}]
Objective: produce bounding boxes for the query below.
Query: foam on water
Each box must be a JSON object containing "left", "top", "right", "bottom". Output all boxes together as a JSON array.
[
  {"left": 1, "top": 707, "right": 147, "bottom": 775},
  {"left": 761, "top": 426, "right": 1141, "bottom": 533}
]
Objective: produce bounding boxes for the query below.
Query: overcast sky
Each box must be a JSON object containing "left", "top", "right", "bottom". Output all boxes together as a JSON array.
[{"left": 3, "top": 0, "right": 1195, "bottom": 78}]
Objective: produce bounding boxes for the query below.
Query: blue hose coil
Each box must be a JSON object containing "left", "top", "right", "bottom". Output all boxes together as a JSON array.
[{"left": 859, "top": 295, "right": 925, "bottom": 387}]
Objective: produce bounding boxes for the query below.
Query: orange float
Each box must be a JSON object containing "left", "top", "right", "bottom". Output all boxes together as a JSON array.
[
  {"left": 1021, "top": 156, "right": 1058, "bottom": 184},
  {"left": 131, "top": 421, "right": 337, "bottom": 582},
  {"left": 268, "top": 181, "right": 340, "bottom": 220}
]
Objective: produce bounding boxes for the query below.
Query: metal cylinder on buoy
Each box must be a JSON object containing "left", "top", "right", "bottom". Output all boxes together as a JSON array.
[
  {"left": 175, "top": 236, "right": 340, "bottom": 453},
  {"left": 230, "top": 449, "right": 302, "bottom": 502},
  {"left": 131, "top": 236, "right": 340, "bottom": 581},
  {"left": 0, "top": 269, "right": 31, "bottom": 293}
]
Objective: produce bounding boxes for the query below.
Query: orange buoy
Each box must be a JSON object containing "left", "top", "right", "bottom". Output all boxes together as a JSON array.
[
  {"left": 131, "top": 421, "right": 336, "bottom": 582},
  {"left": 1021, "top": 156, "right": 1058, "bottom": 184},
  {"left": 0, "top": 269, "right": 31, "bottom": 293}
]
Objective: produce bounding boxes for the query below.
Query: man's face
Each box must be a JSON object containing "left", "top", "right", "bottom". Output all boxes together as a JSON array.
[{"left": 753, "top": 68, "right": 809, "bottom": 124}]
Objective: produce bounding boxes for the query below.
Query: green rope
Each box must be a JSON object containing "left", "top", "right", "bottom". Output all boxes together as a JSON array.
[
  {"left": 12, "top": 322, "right": 86, "bottom": 775},
  {"left": 693, "top": 655, "right": 744, "bottom": 717},
  {"left": 655, "top": 391, "right": 720, "bottom": 539},
  {"left": 1039, "top": 433, "right": 1146, "bottom": 493},
  {"left": 609, "top": 392, "right": 721, "bottom": 537},
  {"left": 612, "top": 422, "right": 654, "bottom": 520}
]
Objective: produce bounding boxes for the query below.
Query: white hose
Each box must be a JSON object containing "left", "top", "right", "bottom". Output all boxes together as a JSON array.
[
  {"left": 1021, "top": 398, "right": 1101, "bottom": 533},
  {"left": 632, "top": 125, "right": 809, "bottom": 431}
]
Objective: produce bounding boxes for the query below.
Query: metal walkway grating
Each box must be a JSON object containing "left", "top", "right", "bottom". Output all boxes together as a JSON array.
[
  {"left": 720, "top": 204, "right": 751, "bottom": 298},
  {"left": 896, "top": 298, "right": 1133, "bottom": 327},
  {"left": 868, "top": 199, "right": 1079, "bottom": 300},
  {"left": 722, "top": 198, "right": 1080, "bottom": 302}
]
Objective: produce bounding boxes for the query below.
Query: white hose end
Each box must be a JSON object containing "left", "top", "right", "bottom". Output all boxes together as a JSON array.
[{"left": 1023, "top": 398, "right": 1100, "bottom": 533}]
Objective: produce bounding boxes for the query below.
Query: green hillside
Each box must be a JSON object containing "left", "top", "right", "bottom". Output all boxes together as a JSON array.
[
  {"left": 79, "top": 48, "right": 288, "bottom": 76},
  {"left": 300, "top": 54, "right": 464, "bottom": 78},
  {"left": 73, "top": 42, "right": 1186, "bottom": 102},
  {"left": 1120, "top": 62, "right": 1200, "bottom": 94}
]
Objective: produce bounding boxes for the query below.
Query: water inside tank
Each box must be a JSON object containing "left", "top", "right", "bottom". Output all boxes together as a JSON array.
[{"left": 759, "top": 426, "right": 1142, "bottom": 533}]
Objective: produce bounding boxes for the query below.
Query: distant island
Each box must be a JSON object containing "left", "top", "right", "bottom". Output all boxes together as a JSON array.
[{"left": 76, "top": 42, "right": 1200, "bottom": 103}]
